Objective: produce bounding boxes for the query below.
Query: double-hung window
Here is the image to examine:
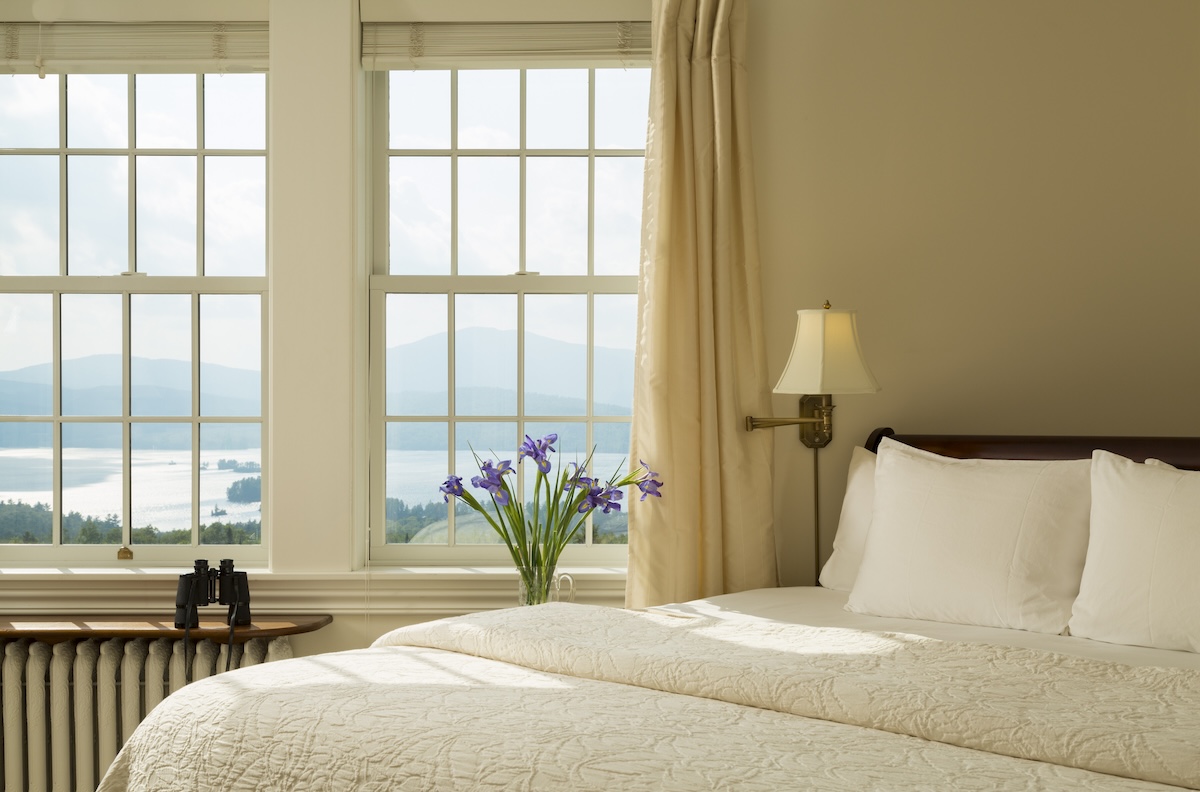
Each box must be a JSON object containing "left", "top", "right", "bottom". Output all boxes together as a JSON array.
[
  {"left": 0, "top": 69, "right": 268, "bottom": 566},
  {"left": 366, "top": 23, "right": 651, "bottom": 565}
]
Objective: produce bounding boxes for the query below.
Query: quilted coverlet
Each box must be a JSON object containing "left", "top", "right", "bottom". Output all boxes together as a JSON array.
[{"left": 99, "top": 603, "right": 1200, "bottom": 791}]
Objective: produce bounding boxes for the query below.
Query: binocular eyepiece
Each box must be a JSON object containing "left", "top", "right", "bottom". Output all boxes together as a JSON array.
[{"left": 174, "top": 558, "right": 251, "bottom": 629}]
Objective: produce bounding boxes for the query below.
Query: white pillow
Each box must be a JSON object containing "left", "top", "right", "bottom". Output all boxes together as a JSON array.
[
  {"left": 846, "top": 437, "right": 1091, "bottom": 634},
  {"left": 1069, "top": 450, "right": 1200, "bottom": 652},
  {"left": 818, "top": 446, "right": 876, "bottom": 592}
]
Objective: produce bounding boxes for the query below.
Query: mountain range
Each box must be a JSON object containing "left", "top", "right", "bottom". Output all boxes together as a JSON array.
[{"left": 0, "top": 330, "right": 634, "bottom": 449}]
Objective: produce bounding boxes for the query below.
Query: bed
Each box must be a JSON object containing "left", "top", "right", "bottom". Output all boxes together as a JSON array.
[{"left": 97, "top": 429, "right": 1200, "bottom": 791}]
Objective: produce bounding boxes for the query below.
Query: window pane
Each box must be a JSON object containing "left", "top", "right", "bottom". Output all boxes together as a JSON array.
[
  {"left": 204, "top": 155, "right": 265, "bottom": 276},
  {"left": 136, "top": 156, "right": 197, "bottom": 275},
  {"left": 67, "top": 156, "right": 128, "bottom": 276},
  {"left": 0, "top": 293, "right": 51, "bottom": 416},
  {"left": 525, "top": 294, "right": 586, "bottom": 416},
  {"left": 0, "top": 156, "right": 59, "bottom": 276},
  {"left": 386, "top": 294, "right": 446, "bottom": 416},
  {"left": 131, "top": 294, "right": 191, "bottom": 416},
  {"left": 131, "top": 422, "right": 191, "bottom": 545},
  {"left": 62, "top": 293, "right": 122, "bottom": 417},
  {"left": 200, "top": 423, "right": 261, "bottom": 545},
  {"left": 204, "top": 74, "right": 265, "bottom": 150},
  {"left": 136, "top": 74, "right": 197, "bottom": 149},
  {"left": 456, "top": 294, "right": 516, "bottom": 415},
  {"left": 389, "top": 70, "right": 449, "bottom": 149},
  {"left": 389, "top": 156, "right": 450, "bottom": 275},
  {"left": 596, "top": 68, "right": 650, "bottom": 149},
  {"left": 454, "top": 421, "right": 516, "bottom": 544},
  {"left": 200, "top": 295, "right": 261, "bottom": 417},
  {"left": 594, "top": 294, "right": 637, "bottom": 416},
  {"left": 458, "top": 157, "right": 518, "bottom": 275},
  {"left": 0, "top": 422, "right": 52, "bottom": 544},
  {"left": 592, "top": 421, "right": 631, "bottom": 544},
  {"left": 62, "top": 422, "right": 122, "bottom": 544},
  {"left": 0, "top": 74, "right": 58, "bottom": 148},
  {"left": 386, "top": 421, "right": 447, "bottom": 544},
  {"left": 458, "top": 70, "right": 518, "bottom": 149},
  {"left": 594, "top": 156, "right": 644, "bottom": 275},
  {"left": 526, "top": 157, "right": 586, "bottom": 275},
  {"left": 526, "top": 69, "right": 587, "bottom": 149},
  {"left": 67, "top": 75, "right": 128, "bottom": 149}
]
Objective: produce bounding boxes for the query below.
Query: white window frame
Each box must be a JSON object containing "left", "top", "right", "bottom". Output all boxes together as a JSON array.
[
  {"left": 0, "top": 73, "right": 269, "bottom": 568},
  {"left": 367, "top": 64, "right": 648, "bottom": 567}
]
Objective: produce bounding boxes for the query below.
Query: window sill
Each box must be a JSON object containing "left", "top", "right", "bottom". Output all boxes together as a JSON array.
[{"left": 0, "top": 567, "right": 628, "bottom": 616}]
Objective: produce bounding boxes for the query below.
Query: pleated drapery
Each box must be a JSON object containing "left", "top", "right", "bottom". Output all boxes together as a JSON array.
[{"left": 626, "top": 0, "right": 776, "bottom": 609}]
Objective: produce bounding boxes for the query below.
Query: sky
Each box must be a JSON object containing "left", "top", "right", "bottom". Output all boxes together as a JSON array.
[{"left": 0, "top": 68, "right": 648, "bottom": 366}]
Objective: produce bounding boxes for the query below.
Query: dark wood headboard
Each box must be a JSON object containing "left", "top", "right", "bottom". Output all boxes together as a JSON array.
[{"left": 865, "top": 428, "right": 1200, "bottom": 471}]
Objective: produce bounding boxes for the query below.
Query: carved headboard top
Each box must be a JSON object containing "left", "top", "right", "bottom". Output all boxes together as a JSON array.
[{"left": 865, "top": 428, "right": 1200, "bottom": 472}]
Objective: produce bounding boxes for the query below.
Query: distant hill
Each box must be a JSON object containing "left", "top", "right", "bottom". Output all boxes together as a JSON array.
[
  {"left": 0, "top": 355, "right": 261, "bottom": 416},
  {"left": 0, "top": 331, "right": 634, "bottom": 450},
  {"left": 384, "top": 328, "right": 633, "bottom": 415}
]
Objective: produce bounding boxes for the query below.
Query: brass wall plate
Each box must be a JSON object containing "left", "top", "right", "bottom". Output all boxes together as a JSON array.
[{"left": 799, "top": 394, "right": 833, "bottom": 448}]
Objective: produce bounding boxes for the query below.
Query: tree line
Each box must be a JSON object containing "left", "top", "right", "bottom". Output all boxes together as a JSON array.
[
  {"left": 0, "top": 500, "right": 260, "bottom": 545},
  {"left": 383, "top": 497, "right": 628, "bottom": 544}
]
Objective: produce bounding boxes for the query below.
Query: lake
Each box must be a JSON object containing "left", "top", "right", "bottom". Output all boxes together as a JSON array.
[{"left": 0, "top": 447, "right": 633, "bottom": 533}]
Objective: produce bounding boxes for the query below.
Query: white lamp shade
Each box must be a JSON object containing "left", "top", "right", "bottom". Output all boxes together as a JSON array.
[{"left": 773, "top": 308, "right": 880, "bottom": 395}]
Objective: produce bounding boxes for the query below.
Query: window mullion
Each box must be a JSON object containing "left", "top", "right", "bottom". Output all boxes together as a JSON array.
[
  {"left": 447, "top": 290, "right": 457, "bottom": 547},
  {"left": 52, "top": 292, "right": 62, "bottom": 547},
  {"left": 588, "top": 68, "right": 596, "bottom": 278},
  {"left": 450, "top": 70, "right": 459, "bottom": 277},
  {"left": 518, "top": 69, "right": 527, "bottom": 276},
  {"left": 127, "top": 74, "right": 137, "bottom": 275},
  {"left": 122, "top": 292, "right": 132, "bottom": 548},
  {"left": 58, "top": 75, "right": 68, "bottom": 277},
  {"left": 192, "top": 293, "right": 201, "bottom": 545}
]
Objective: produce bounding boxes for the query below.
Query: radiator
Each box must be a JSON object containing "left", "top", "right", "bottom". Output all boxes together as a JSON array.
[{"left": 1, "top": 636, "right": 292, "bottom": 792}]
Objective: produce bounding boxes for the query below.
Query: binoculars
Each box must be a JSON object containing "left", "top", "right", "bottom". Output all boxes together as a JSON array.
[{"left": 174, "top": 558, "right": 252, "bottom": 629}]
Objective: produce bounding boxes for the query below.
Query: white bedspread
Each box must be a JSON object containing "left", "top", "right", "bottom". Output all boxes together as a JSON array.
[{"left": 98, "top": 600, "right": 1200, "bottom": 791}]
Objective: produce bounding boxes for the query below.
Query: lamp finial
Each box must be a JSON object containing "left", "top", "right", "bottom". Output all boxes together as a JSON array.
[{"left": 822, "top": 300, "right": 831, "bottom": 309}]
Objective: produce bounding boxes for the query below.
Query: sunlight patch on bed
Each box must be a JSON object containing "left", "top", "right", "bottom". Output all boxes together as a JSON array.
[{"left": 690, "top": 622, "right": 930, "bottom": 657}]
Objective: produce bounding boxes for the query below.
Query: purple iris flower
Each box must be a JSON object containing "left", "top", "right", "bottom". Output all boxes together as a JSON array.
[
  {"left": 439, "top": 475, "right": 464, "bottom": 502},
  {"left": 471, "top": 459, "right": 514, "bottom": 506},
  {"left": 637, "top": 460, "right": 663, "bottom": 501},
  {"left": 637, "top": 478, "right": 663, "bottom": 500},
  {"left": 518, "top": 433, "right": 558, "bottom": 475},
  {"left": 564, "top": 463, "right": 592, "bottom": 492},
  {"left": 578, "top": 483, "right": 624, "bottom": 514}
]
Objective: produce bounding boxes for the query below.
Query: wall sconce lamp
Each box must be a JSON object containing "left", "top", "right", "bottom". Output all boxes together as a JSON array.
[{"left": 746, "top": 302, "right": 880, "bottom": 579}]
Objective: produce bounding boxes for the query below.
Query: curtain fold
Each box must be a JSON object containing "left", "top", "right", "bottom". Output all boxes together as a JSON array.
[{"left": 627, "top": 0, "right": 776, "bottom": 609}]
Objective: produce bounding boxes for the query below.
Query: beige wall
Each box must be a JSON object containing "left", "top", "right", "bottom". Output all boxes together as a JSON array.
[{"left": 749, "top": 0, "right": 1200, "bottom": 585}]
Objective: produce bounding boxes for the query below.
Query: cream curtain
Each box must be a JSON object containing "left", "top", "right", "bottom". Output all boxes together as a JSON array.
[{"left": 626, "top": 0, "right": 776, "bottom": 609}]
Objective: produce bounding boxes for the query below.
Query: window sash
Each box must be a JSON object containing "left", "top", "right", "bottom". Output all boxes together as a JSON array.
[
  {"left": 0, "top": 71, "right": 269, "bottom": 567},
  {"left": 368, "top": 67, "right": 645, "bottom": 566},
  {"left": 0, "top": 287, "right": 268, "bottom": 568}
]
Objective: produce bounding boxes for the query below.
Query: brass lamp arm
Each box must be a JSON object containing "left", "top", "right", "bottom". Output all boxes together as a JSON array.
[
  {"left": 745, "top": 415, "right": 822, "bottom": 431},
  {"left": 745, "top": 395, "right": 834, "bottom": 449}
]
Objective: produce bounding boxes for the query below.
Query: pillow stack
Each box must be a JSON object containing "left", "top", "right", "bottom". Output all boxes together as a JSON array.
[
  {"left": 1069, "top": 450, "right": 1200, "bottom": 652},
  {"left": 824, "top": 438, "right": 1200, "bottom": 652}
]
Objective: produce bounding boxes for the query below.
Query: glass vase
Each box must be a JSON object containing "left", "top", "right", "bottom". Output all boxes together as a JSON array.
[{"left": 517, "top": 568, "right": 575, "bottom": 606}]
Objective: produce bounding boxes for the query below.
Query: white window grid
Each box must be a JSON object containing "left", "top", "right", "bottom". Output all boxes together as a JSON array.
[
  {"left": 368, "top": 67, "right": 646, "bottom": 566},
  {"left": 0, "top": 74, "right": 268, "bottom": 567}
]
